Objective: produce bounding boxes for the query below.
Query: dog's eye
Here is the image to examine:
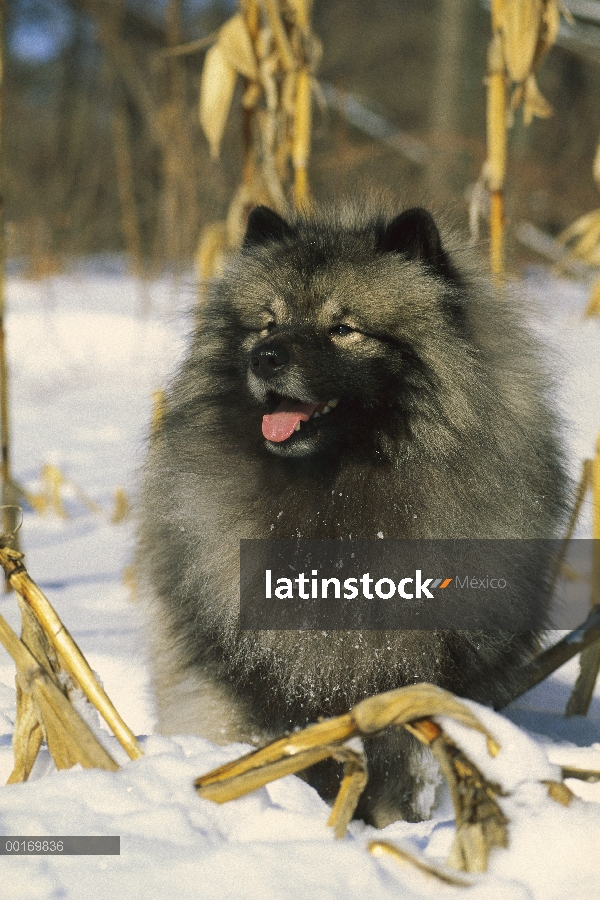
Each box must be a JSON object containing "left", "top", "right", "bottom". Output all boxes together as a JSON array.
[
  {"left": 330, "top": 324, "right": 354, "bottom": 336},
  {"left": 266, "top": 321, "right": 277, "bottom": 332}
]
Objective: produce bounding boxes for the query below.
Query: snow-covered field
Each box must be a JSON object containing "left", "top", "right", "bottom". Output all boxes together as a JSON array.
[{"left": 0, "top": 263, "right": 599, "bottom": 899}]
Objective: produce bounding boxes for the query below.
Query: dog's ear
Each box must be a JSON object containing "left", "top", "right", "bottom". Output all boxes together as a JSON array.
[
  {"left": 378, "top": 208, "right": 448, "bottom": 274},
  {"left": 243, "top": 206, "right": 293, "bottom": 248}
]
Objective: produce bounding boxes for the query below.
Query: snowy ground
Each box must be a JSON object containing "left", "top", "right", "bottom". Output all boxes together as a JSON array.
[{"left": 0, "top": 263, "right": 599, "bottom": 899}]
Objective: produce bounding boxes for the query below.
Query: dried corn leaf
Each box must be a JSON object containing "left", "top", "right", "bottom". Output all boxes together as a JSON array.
[
  {"left": 7, "top": 683, "right": 44, "bottom": 783},
  {"left": 18, "top": 592, "right": 59, "bottom": 676},
  {"left": 499, "top": 0, "right": 544, "bottom": 83},
  {"left": 262, "top": 0, "right": 296, "bottom": 72},
  {"left": 219, "top": 13, "right": 258, "bottom": 81},
  {"left": 428, "top": 733, "right": 508, "bottom": 873},
  {"left": 353, "top": 684, "right": 500, "bottom": 755},
  {"left": 327, "top": 744, "right": 368, "bottom": 839},
  {"left": 500, "top": 0, "right": 560, "bottom": 125},
  {"left": 226, "top": 184, "right": 254, "bottom": 247},
  {"left": 200, "top": 42, "right": 237, "bottom": 159},
  {"left": 533, "top": 0, "right": 561, "bottom": 70},
  {"left": 522, "top": 74, "right": 553, "bottom": 125},
  {"left": 449, "top": 822, "right": 489, "bottom": 873},
  {"left": 369, "top": 840, "right": 473, "bottom": 888},
  {"left": 4, "top": 597, "right": 57, "bottom": 782},
  {"left": 31, "top": 674, "right": 119, "bottom": 773},
  {"left": 41, "top": 464, "right": 67, "bottom": 518},
  {"left": 257, "top": 111, "right": 288, "bottom": 210},
  {"left": 196, "top": 684, "right": 501, "bottom": 802}
]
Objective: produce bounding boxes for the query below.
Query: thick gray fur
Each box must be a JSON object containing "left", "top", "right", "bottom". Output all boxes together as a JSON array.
[{"left": 137, "top": 202, "right": 568, "bottom": 826}]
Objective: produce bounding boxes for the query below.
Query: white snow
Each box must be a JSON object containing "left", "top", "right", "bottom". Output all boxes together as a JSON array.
[{"left": 0, "top": 263, "right": 599, "bottom": 899}]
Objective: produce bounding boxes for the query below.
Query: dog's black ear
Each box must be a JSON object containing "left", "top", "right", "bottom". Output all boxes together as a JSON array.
[
  {"left": 378, "top": 208, "right": 448, "bottom": 273},
  {"left": 243, "top": 206, "right": 292, "bottom": 248}
]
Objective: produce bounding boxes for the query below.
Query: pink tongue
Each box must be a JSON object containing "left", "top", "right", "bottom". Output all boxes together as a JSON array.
[{"left": 262, "top": 400, "right": 320, "bottom": 442}]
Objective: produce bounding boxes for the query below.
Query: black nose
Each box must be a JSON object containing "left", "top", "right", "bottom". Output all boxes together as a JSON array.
[{"left": 250, "top": 344, "right": 290, "bottom": 380}]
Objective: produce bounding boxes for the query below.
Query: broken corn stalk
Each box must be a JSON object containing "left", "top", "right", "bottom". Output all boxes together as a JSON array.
[
  {"left": 293, "top": 67, "right": 312, "bottom": 208},
  {"left": 196, "top": 0, "right": 321, "bottom": 287},
  {"left": 0, "top": 612, "right": 120, "bottom": 781},
  {"left": 196, "top": 683, "right": 512, "bottom": 872},
  {"left": 0, "top": 546, "right": 142, "bottom": 764},
  {"left": 482, "top": 0, "right": 564, "bottom": 276}
]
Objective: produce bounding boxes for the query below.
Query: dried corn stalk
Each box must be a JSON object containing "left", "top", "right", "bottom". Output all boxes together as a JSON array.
[
  {"left": 197, "top": 684, "right": 508, "bottom": 873},
  {"left": 368, "top": 840, "right": 474, "bottom": 888},
  {"left": 196, "top": 683, "right": 577, "bottom": 877},
  {"left": 0, "top": 543, "right": 142, "bottom": 781},
  {"left": 565, "top": 434, "right": 600, "bottom": 714},
  {"left": 197, "top": 0, "right": 321, "bottom": 285},
  {"left": 500, "top": 0, "right": 563, "bottom": 126},
  {"left": 475, "top": 0, "right": 567, "bottom": 275},
  {"left": 111, "top": 487, "right": 131, "bottom": 524},
  {"left": 0, "top": 606, "right": 120, "bottom": 781},
  {"left": 20, "top": 463, "right": 102, "bottom": 519}
]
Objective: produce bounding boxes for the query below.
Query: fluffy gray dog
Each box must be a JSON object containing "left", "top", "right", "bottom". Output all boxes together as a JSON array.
[{"left": 137, "top": 204, "right": 567, "bottom": 826}]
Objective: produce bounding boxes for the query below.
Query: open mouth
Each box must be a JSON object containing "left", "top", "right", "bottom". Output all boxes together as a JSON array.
[{"left": 262, "top": 396, "right": 339, "bottom": 443}]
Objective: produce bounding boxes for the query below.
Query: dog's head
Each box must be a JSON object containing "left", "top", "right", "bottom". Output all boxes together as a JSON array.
[{"left": 211, "top": 205, "right": 476, "bottom": 460}]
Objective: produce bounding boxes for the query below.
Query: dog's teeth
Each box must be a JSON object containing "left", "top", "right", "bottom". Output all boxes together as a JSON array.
[
  {"left": 313, "top": 411, "right": 321, "bottom": 418},
  {"left": 328, "top": 399, "right": 339, "bottom": 408},
  {"left": 294, "top": 422, "right": 301, "bottom": 432},
  {"left": 322, "top": 405, "right": 331, "bottom": 414}
]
